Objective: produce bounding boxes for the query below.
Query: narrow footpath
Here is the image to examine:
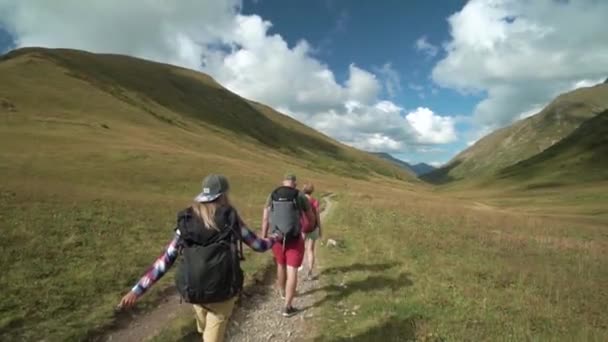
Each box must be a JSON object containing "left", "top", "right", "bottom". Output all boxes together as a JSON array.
[
  {"left": 104, "top": 196, "right": 334, "bottom": 342},
  {"left": 226, "top": 196, "right": 333, "bottom": 342}
]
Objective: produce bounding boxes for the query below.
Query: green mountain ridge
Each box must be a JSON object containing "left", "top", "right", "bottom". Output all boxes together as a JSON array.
[
  {"left": 497, "top": 109, "right": 608, "bottom": 186},
  {"left": 371, "top": 152, "right": 435, "bottom": 176},
  {"left": 410, "top": 162, "right": 436, "bottom": 176},
  {"left": 0, "top": 47, "right": 414, "bottom": 181},
  {"left": 425, "top": 82, "right": 608, "bottom": 184}
]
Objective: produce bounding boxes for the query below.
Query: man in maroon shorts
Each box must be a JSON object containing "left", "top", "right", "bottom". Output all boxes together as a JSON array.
[{"left": 262, "top": 174, "right": 315, "bottom": 317}]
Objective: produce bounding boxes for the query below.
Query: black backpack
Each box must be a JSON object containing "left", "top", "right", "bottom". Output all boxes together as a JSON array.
[
  {"left": 175, "top": 206, "right": 244, "bottom": 304},
  {"left": 269, "top": 186, "right": 301, "bottom": 242}
]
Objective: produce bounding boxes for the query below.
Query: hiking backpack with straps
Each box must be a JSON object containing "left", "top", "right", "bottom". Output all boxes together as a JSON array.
[
  {"left": 175, "top": 206, "right": 244, "bottom": 304},
  {"left": 269, "top": 186, "right": 302, "bottom": 241}
]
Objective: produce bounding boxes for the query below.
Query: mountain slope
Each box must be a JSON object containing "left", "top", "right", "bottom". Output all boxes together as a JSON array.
[
  {"left": 410, "top": 163, "right": 436, "bottom": 176},
  {"left": 425, "top": 83, "right": 608, "bottom": 183},
  {"left": 497, "top": 109, "right": 608, "bottom": 185},
  {"left": 371, "top": 153, "right": 436, "bottom": 176},
  {"left": 371, "top": 152, "right": 414, "bottom": 172},
  {"left": 0, "top": 48, "right": 413, "bottom": 181}
]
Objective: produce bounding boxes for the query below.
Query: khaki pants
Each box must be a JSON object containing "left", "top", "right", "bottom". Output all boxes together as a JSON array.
[{"left": 192, "top": 297, "right": 237, "bottom": 342}]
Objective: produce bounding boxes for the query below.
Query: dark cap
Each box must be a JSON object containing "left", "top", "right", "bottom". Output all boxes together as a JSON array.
[
  {"left": 284, "top": 173, "right": 297, "bottom": 182},
  {"left": 194, "top": 174, "right": 230, "bottom": 203}
]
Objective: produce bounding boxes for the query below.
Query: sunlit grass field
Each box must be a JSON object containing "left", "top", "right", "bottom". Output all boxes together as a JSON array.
[{"left": 313, "top": 188, "right": 607, "bottom": 341}]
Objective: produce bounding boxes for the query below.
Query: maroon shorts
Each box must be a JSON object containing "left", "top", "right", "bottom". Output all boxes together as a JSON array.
[{"left": 272, "top": 236, "right": 305, "bottom": 268}]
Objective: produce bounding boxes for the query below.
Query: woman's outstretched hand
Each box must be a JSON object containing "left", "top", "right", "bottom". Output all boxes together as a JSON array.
[
  {"left": 270, "top": 232, "right": 283, "bottom": 242},
  {"left": 118, "top": 291, "right": 138, "bottom": 310}
]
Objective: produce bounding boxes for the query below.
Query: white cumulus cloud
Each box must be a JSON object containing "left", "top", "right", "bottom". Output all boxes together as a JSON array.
[
  {"left": 406, "top": 107, "right": 457, "bottom": 144},
  {"left": 0, "top": 0, "right": 457, "bottom": 154},
  {"left": 433, "top": 0, "right": 608, "bottom": 130}
]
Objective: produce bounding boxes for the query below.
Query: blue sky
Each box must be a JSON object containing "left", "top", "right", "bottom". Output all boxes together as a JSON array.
[
  {"left": 1, "top": 0, "right": 606, "bottom": 167},
  {"left": 241, "top": 0, "right": 475, "bottom": 164}
]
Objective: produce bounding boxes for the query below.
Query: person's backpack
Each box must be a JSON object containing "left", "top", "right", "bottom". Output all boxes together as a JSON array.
[
  {"left": 309, "top": 197, "right": 320, "bottom": 230},
  {"left": 175, "top": 206, "right": 244, "bottom": 304},
  {"left": 270, "top": 186, "right": 302, "bottom": 241},
  {"left": 299, "top": 197, "right": 317, "bottom": 234}
]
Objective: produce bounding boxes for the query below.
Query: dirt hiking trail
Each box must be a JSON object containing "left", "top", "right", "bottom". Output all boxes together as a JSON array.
[
  {"left": 226, "top": 195, "right": 333, "bottom": 342},
  {"left": 103, "top": 195, "right": 334, "bottom": 342}
]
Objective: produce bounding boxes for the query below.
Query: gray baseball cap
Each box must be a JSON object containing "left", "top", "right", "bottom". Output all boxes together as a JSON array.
[
  {"left": 284, "top": 173, "right": 297, "bottom": 182},
  {"left": 194, "top": 174, "right": 230, "bottom": 203}
]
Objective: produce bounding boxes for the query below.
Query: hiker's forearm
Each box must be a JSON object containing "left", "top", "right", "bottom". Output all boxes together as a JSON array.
[
  {"left": 131, "top": 234, "right": 180, "bottom": 297},
  {"left": 261, "top": 208, "right": 269, "bottom": 237},
  {"left": 242, "top": 226, "right": 274, "bottom": 252}
]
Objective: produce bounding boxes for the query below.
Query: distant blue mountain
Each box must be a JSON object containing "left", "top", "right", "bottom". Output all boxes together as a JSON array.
[
  {"left": 409, "top": 163, "right": 436, "bottom": 176},
  {"left": 371, "top": 152, "right": 436, "bottom": 176}
]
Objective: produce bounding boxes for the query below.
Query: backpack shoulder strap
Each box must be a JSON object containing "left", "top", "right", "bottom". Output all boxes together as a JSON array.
[
  {"left": 293, "top": 190, "right": 301, "bottom": 211},
  {"left": 224, "top": 207, "right": 246, "bottom": 260},
  {"left": 175, "top": 207, "right": 193, "bottom": 231},
  {"left": 270, "top": 186, "right": 286, "bottom": 201}
]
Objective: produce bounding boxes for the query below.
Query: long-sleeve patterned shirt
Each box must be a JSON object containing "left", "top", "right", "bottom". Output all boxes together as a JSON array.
[{"left": 131, "top": 226, "right": 274, "bottom": 297}]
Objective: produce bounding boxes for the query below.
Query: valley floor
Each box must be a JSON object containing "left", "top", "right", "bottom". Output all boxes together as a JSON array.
[{"left": 144, "top": 189, "right": 607, "bottom": 341}]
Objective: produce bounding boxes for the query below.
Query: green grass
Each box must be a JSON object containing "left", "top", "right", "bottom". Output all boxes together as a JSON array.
[
  {"left": 0, "top": 143, "right": 282, "bottom": 340},
  {"left": 313, "top": 191, "right": 607, "bottom": 341}
]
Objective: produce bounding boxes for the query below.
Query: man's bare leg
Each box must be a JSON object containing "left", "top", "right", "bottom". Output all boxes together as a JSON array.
[
  {"left": 285, "top": 266, "right": 298, "bottom": 308},
  {"left": 276, "top": 263, "right": 286, "bottom": 298}
]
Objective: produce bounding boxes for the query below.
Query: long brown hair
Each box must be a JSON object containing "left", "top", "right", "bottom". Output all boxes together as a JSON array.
[
  {"left": 191, "top": 194, "right": 229, "bottom": 231},
  {"left": 303, "top": 183, "right": 315, "bottom": 195}
]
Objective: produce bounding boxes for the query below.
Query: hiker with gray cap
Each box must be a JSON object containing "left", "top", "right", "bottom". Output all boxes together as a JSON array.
[
  {"left": 262, "top": 173, "right": 315, "bottom": 317},
  {"left": 118, "top": 174, "right": 280, "bottom": 342}
]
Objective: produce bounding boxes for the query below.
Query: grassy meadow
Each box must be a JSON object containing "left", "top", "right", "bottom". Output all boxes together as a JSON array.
[
  {"left": 152, "top": 183, "right": 608, "bottom": 341},
  {"left": 312, "top": 187, "right": 607, "bottom": 341}
]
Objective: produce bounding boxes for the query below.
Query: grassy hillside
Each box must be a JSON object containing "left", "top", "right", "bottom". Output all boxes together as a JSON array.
[
  {"left": 497, "top": 109, "right": 608, "bottom": 185},
  {"left": 372, "top": 152, "right": 437, "bottom": 177},
  {"left": 425, "top": 83, "right": 608, "bottom": 183},
  {"left": 370, "top": 152, "right": 415, "bottom": 175},
  {"left": 0, "top": 48, "right": 412, "bottom": 181},
  {"left": 410, "top": 163, "right": 436, "bottom": 176},
  {"left": 0, "top": 47, "right": 413, "bottom": 340}
]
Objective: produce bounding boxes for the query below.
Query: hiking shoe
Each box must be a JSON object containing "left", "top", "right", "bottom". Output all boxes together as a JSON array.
[{"left": 282, "top": 306, "right": 299, "bottom": 317}]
